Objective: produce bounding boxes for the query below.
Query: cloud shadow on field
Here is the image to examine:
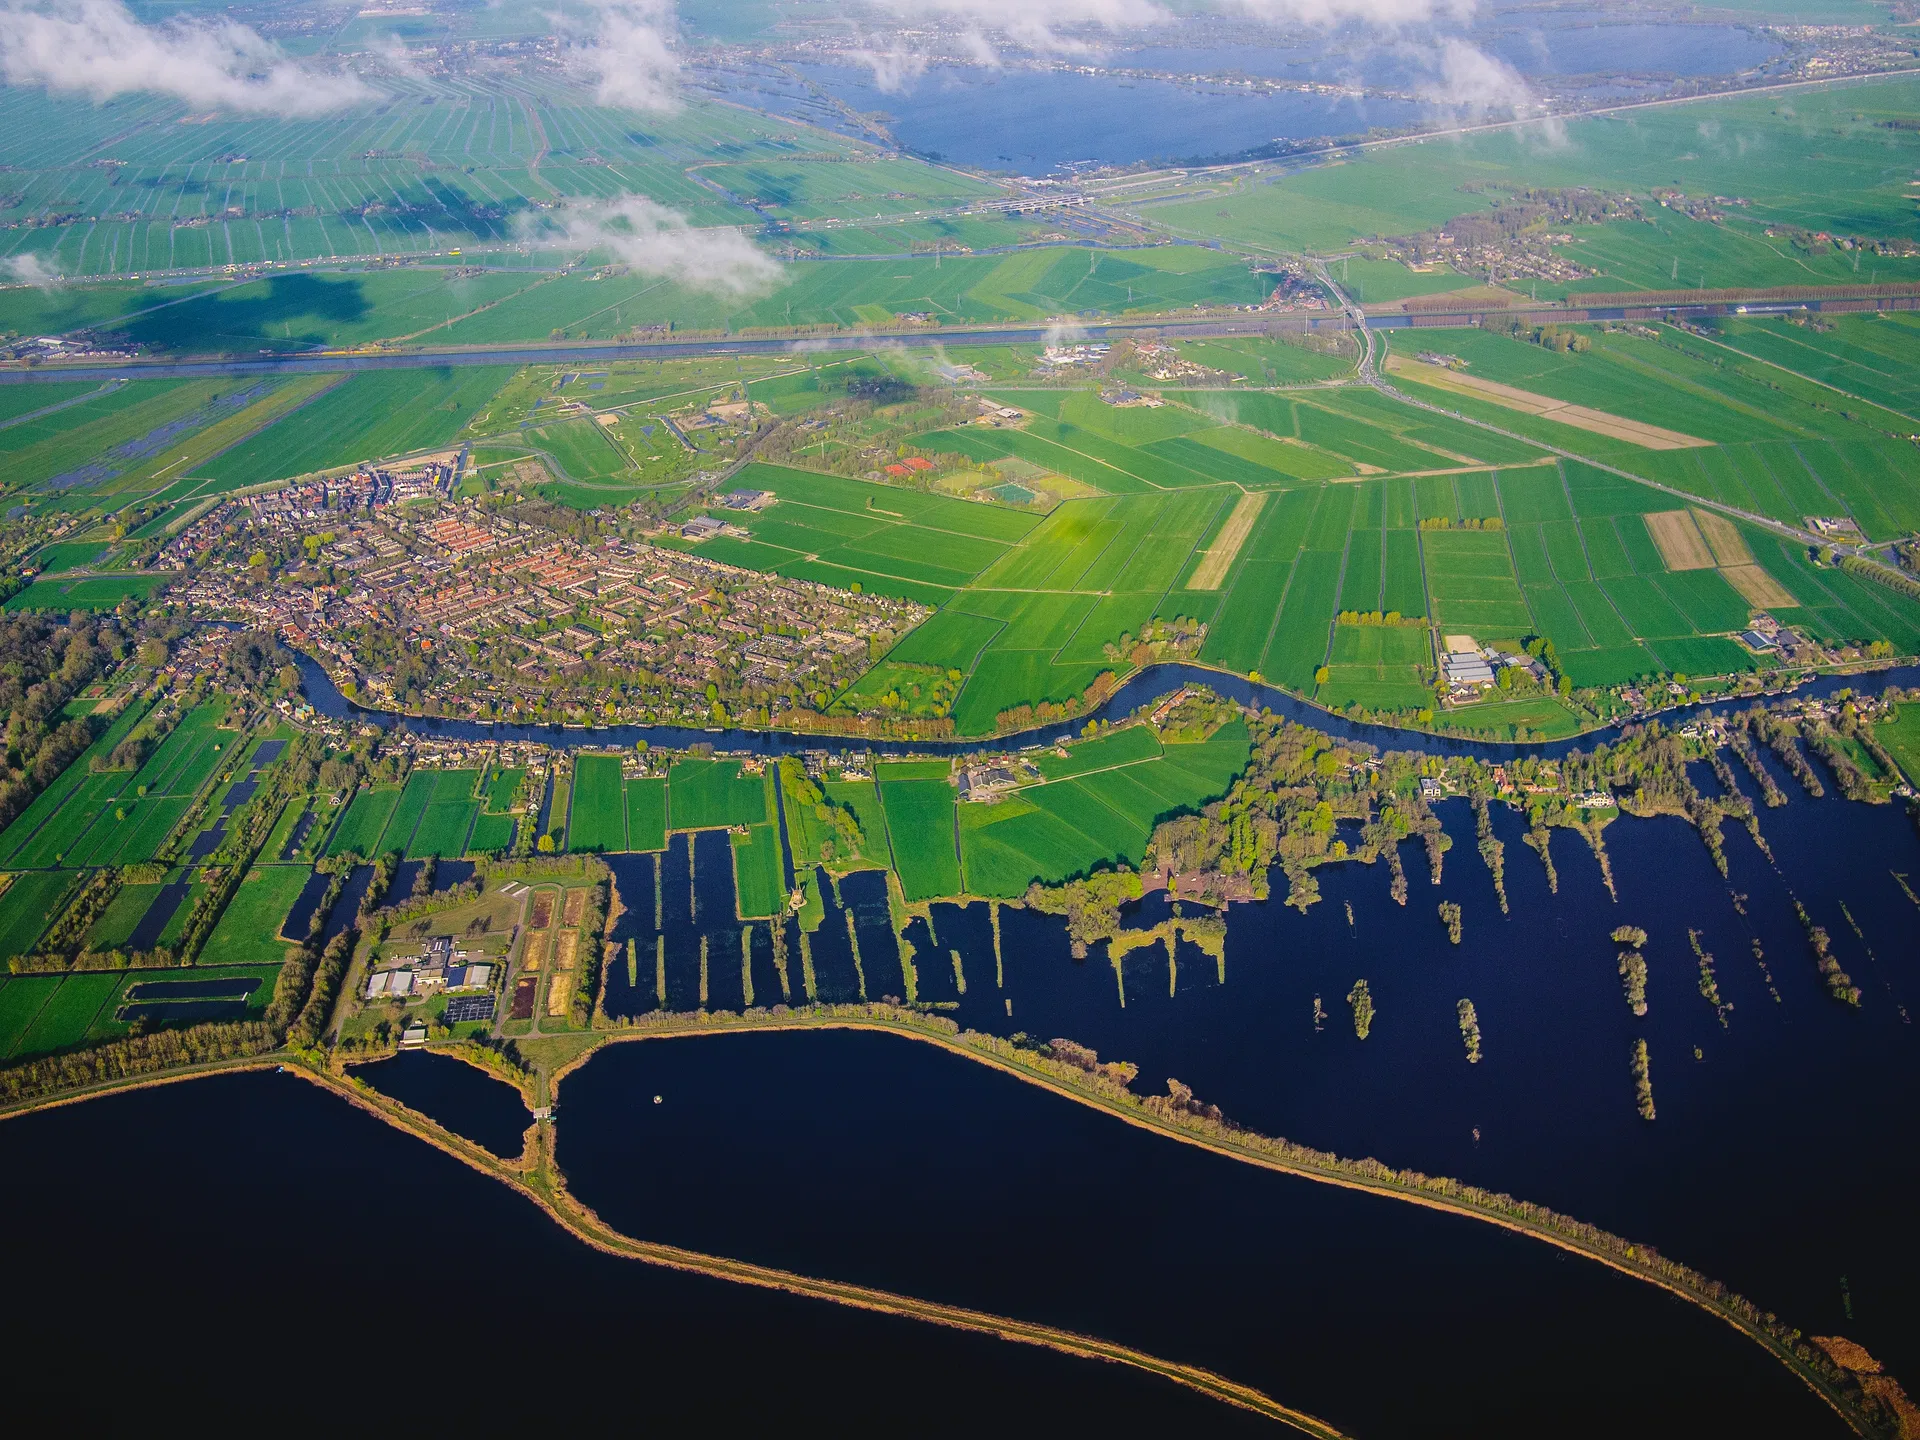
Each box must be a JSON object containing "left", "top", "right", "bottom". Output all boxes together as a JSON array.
[{"left": 117, "top": 272, "right": 373, "bottom": 351}]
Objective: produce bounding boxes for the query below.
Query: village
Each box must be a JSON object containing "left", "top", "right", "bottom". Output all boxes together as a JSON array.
[{"left": 162, "top": 468, "right": 930, "bottom": 727}]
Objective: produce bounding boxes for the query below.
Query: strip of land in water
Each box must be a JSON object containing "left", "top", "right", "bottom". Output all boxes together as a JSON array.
[{"left": 0, "top": 1004, "right": 1881, "bottom": 1436}]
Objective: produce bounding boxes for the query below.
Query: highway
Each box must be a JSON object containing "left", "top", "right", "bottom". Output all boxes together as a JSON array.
[{"left": 0, "top": 314, "right": 1329, "bottom": 384}]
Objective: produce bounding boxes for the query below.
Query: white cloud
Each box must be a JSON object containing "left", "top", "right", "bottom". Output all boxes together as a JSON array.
[
  {"left": 850, "top": 46, "right": 929, "bottom": 94},
  {"left": 0, "top": 0, "right": 370, "bottom": 115},
  {"left": 1042, "top": 317, "right": 1088, "bottom": 347},
  {"left": 563, "top": 0, "right": 680, "bottom": 113},
  {"left": 1418, "top": 37, "right": 1558, "bottom": 137},
  {"left": 520, "top": 196, "right": 784, "bottom": 300},
  {"left": 1225, "top": 0, "right": 1477, "bottom": 30},
  {"left": 877, "top": 0, "right": 1169, "bottom": 59},
  {"left": 2, "top": 252, "right": 60, "bottom": 289},
  {"left": 371, "top": 32, "right": 424, "bottom": 79}
]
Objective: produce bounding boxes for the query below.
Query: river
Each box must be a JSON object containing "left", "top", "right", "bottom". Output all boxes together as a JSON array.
[{"left": 294, "top": 649, "right": 1919, "bottom": 763}]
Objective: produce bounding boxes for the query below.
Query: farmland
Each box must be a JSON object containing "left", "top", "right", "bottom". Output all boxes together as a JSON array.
[
  {"left": 1145, "top": 74, "right": 1920, "bottom": 291},
  {"left": 878, "top": 768, "right": 962, "bottom": 903},
  {"left": 196, "top": 866, "right": 311, "bottom": 967},
  {"left": 959, "top": 721, "right": 1251, "bottom": 898},
  {"left": 666, "top": 759, "right": 768, "bottom": 832},
  {"left": 731, "top": 825, "right": 787, "bottom": 919},
  {"left": 568, "top": 756, "right": 628, "bottom": 853},
  {"left": 199, "top": 369, "right": 515, "bottom": 489},
  {"left": 399, "top": 771, "right": 482, "bottom": 860},
  {"left": 0, "top": 698, "right": 233, "bottom": 870}
]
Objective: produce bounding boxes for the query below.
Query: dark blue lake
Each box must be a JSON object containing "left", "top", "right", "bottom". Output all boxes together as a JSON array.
[
  {"left": 791, "top": 63, "right": 1422, "bottom": 170},
  {"left": 586, "top": 742, "right": 1920, "bottom": 1388},
  {"left": 0, "top": 1071, "right": 1267, "bottom": 1432},
  {"left": 354, "top": 1048, "right": 531, "bottom": 1160},
  {"left": 556, "top": 1028, "right": 1843, "bottom": 1438}
]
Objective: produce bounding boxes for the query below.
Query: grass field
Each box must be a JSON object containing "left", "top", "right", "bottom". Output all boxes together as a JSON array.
[
  {"left": 197, "top": 866, "right": 311, "bottom": 967},
  {"left": 468, "top": 812, "right": 517, "bottom": 854},
  {"left": 699, "top": 462, "right": 1037, "bottom": 607},
  {"left": 409, "top": 796, "right": 479, "bottom": 859},
  {"left": 1320, "top": 623, "right": 1434, "bottom": 710},
  {"left": 8, "top": 972, "right": 120, "bottom": 1059},
  {"left": 1877, "top": 705, "right": 1920, "bottom": 788},
  {"left": 328, "top": 785, "right": 401, "bottom": 858},
  {"left": 85, "top": 880, "right": 166, "bottom": 952},
  {"left": 90, "top": 962, "right": 281, "bottom": 1041},
  {"left": 567, "top": 756, "right": 627, "bottom": 853},
  {"left": 667, "top": 760, "right": 768, "bottom": 831},
  {"left": 878, "top": 777, "right": 961, "bottom": 901},
  {"left": 626, "top": 779, "right": 668, "bottom": 851},
  {"left": 960, "top": 720, "right": 1251, "bottom": 897},
  {"left": 0, "top": 976, "right": 60, "bottom": 1057},
  {"left": 5, "top": 574, "right": 167, "bottom": 611},
  {"left": 199, "top": 368, "right": 514, "bottom": 489},
  {"left": 378, "top": 772, "right": 438, "bottom": 855},
  {"left": 1149, "top": 75, "right": 1920, "bottom": 284},
  {"left": 0, "top": 698, "right": 241, "bottom": 870},
  {"left": 0, "top": 872, "right": 74, "bottom": 961},
  {"left": 731, "top": 824, "right": 787, "bottom": 919}
]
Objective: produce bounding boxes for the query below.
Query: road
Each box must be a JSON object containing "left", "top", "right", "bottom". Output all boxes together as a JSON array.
[
  {"left": 1308, "top": 261, "right": 1839, "bottom": 553},
  {"left": 0, "top": 314, "right": 1326, "bottom": 385}
]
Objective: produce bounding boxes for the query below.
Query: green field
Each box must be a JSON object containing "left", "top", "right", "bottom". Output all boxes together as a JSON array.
[
  {"left": 700, "top": 462, "right": 1037, "bottom": 607},
  {"left": 1877, "top": 705, "right": 1920, "bottom": 788},
  {"left": 626, "top": 779, "right": 668, "bottom": 852},
  {"left": 199, "top": 368, "right": 514, "bottom": 488},
  {"left": 0, "top": 872, "right": 75, "bottom": 961},
  {"left": 1150, "top": 74, "right": 1920, "bottom": 288},
  {"left": 197, "top": 866, "right": 312, "bottom": 967},
  {"left": 468, "top": 812, "right": 517, "bottom": 854},
  {"left": 5, "top": 574, "right": 167, "bottom": 611},
  {"left": 90, "top": 962, "right": 282, "bottom": 1041},
  {"left": 878, "top": 777, "right": 961, "bottom": 902},
  {"left": 0, "top": 975, "right": 61, "bottom": 1057},
  {"left": 960, "top": 720, "right": 1251, "bottom": 898},
  {"left": 732, "top": 824, "right": 787, "bottom": 919},
  {"left": 328, "top": 785, "right": 402, "bottom": 858},
  {"left": 8, "top": 972, "right": 121, "bottom": 1059},
  {"left": 667, "top": 760, "right": 768, "bottom": 831},
  {"left": 378, "top": 772, "right": 438, "bottom": 855},
  {"left": 568, "top": 756, "right": 628, "bottom": 853},
  {"left": 1320, "top": 624, "right": 1434, "bottom": 711},
  {"left": 84, "top": 880, "right": 167, "bottom": 952}
]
